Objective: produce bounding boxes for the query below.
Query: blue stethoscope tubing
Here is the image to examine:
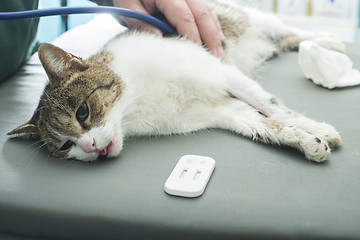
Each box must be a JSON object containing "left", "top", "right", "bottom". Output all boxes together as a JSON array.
[{"left": 0, "top": 6, "right": 177, "bottom": 34}]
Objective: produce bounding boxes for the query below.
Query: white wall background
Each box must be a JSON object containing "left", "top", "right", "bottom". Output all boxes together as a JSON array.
[{"left": 235, "top": 0, "right": 360, "bottom": 42}]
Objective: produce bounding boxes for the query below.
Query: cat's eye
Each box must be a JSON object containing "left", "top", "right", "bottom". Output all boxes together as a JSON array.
[
  {"left": 76, "top": 102, "right": 89, "bottom": 123},
  {"left": 60, "top": 140, "right": 74, "bottom": 151}
]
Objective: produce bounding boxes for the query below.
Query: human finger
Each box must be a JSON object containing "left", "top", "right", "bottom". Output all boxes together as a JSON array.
[
  {"left": 185, "top": 0, "right": 225, "bottom": 59},
  {"left": 155, "top": 0, "right": 202, "bottom": 45},
  {"left": 113, "top": 0, "right": 163, "bottom": 36}
]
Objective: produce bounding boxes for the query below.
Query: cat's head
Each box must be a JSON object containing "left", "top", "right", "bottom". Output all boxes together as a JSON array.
[{"left": 8, "top": 43, "right": 126, "bottom": 162}]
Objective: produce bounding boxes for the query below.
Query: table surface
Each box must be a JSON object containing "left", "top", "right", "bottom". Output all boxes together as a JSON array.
[{"left": 1, "top": 15, "right": 360, "bottom": 240}]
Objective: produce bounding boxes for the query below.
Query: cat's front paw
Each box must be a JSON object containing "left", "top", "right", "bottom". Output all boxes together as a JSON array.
[
  {"left": 306, "top": 122, "right": 341, "bottom": 149},
  {"left": 319, "top": 131, "right": 341, "bottom": 150},
  {"left": 302, "top": 136, "right": 331, "bottom": 163},
  {"left": 288, "top": 126, "right": 331, "bottom": 162}
]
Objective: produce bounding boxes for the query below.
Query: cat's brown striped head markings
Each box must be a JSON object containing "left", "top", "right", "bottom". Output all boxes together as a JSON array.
[{"left": 8, "top": 43, "right": 125, "bottom": 160}]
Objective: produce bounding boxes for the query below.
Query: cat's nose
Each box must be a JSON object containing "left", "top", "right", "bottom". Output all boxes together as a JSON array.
[{"left": 82, "top": 138, "right": 97, "bottom": 153}]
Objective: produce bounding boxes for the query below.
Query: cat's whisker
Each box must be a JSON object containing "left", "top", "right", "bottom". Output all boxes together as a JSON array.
[
  {"left": 24, "top": 139, "right": 44, "bottom": 149},
  {"left": 24, "top": 138, "right": 53, "bottom": 156},
  {"left": 23, "top": 139, "right": 54, "bottom": 170},
  {"left": 44, "top": 150, "right": 52, "bottom": 169},
  {"left": 22, "top": 141, "right": 45, "bottom": 160}
]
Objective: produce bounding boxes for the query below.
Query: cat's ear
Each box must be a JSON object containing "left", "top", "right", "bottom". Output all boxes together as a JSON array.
[
  {"left": 38, "top": 43, "right": 89, "bottom": 86},
  {"left": 7, "top": 122, "right": 40, "bottom": 139}
]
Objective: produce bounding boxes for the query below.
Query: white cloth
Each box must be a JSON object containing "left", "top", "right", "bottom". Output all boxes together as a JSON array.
[{"left": 298, "top": 40, "right": 360, "bottom": 89}]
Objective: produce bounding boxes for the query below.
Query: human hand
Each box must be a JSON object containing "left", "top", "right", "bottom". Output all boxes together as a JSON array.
[{"left": 113, "top": 0, "right": 225, "bottom": 59}]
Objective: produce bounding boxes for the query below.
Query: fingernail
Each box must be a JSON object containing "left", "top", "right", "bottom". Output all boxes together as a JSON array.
[
  {"left": 154, "top": 29, "right": 163, "bottom": 37},
  {"left": 148, "top": 27, "right": 163, "bottom": 37},
  {"left": 220, "top": 31, "right": 225, "bottom": 40},
  {"left": 216, "top": 46, "right": 225, "bottom": 60}
]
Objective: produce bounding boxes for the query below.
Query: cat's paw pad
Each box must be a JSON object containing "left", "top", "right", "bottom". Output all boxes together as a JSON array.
[
  {"left": 313, "top": 33, "right": 345, "bottom": 53},
  {"left": 302, "top": 136, "right": 331, "bottom": 163},
  {"left": 308, "top": 123, "right": 341, "bottom": 149},
  {"left": 285, "top": 126, "right": 331, "bottom": 162},
  {"left": 320, "top": 132, "right": 341, "bottom": 149}
]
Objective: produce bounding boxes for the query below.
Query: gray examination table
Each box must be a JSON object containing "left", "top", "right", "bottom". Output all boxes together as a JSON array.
[{"left": 1, "top": 15, "right": 360, "bottom": 240}]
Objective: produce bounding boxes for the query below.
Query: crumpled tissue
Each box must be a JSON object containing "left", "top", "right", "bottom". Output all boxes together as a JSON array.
[{"left": 298, "top": 40, "right": 360, "bottom": 89}]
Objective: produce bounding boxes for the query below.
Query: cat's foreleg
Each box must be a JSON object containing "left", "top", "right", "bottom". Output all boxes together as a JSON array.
[
  {"left": 261, "top": 119, "right": 332, "bottom": 162},
  {"left": 271, "top": 107, "right": 341, "bottom": 149},
  {"left": 214, "top": 99, "right": 331, "bottom": 162},
  {"left": 221, "top": 67, "right": 339, "bottom": 162},
  {"left": 224, "top": 66, "right": 278, "bottom": 117}
]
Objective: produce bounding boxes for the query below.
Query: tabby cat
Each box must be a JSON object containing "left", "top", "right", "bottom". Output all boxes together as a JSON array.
[{"left": 8, "top": 0, "right": 343, "bottom": 162}]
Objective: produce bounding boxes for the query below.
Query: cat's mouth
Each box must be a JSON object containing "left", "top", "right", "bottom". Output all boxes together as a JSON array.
[{"left": 98, "top": 141, "right": 114, "bottom": 156}]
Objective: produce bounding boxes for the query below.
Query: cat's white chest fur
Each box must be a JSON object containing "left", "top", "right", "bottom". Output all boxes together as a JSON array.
[{"left": 104, "top": 33, "right": 234, "bottom": 136}]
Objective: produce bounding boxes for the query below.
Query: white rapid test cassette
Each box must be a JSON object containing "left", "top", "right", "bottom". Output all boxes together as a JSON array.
[{"left": 164, "top": 155, "right": 215, "bottom": 198}]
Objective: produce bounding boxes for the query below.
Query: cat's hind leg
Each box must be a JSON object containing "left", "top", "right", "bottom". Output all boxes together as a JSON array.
[
  {"left": 278, "top": 27, "right": 345, "bottom": 53},
  {"left": 231, "top": 7, "right": 345, "bottom": 53}
]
